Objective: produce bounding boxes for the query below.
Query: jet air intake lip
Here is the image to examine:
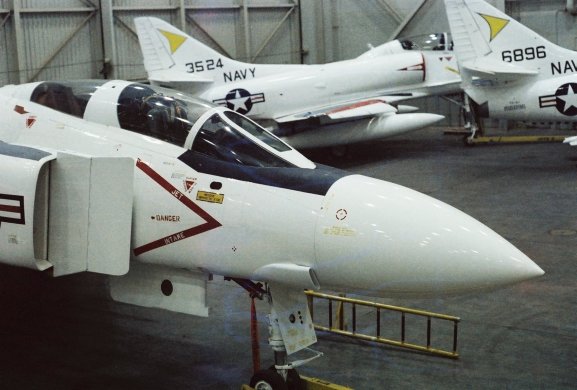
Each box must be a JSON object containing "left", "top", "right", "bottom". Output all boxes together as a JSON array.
[{"left": 253, "top": 263, "right": 320, "bottom": 290}]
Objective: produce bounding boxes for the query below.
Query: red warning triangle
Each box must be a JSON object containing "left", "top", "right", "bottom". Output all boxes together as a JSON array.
[{"left": 26, "top": 116, "right": 37, "bottom": 128}]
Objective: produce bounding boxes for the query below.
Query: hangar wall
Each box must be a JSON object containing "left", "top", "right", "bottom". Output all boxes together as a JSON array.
[{"left": 1, "top": 0, "right": 576, "bottom": 127}]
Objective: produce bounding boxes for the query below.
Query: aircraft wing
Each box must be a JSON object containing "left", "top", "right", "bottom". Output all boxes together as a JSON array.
[{"left": 274, "top": 94, "right": 426, "bottom": 124}]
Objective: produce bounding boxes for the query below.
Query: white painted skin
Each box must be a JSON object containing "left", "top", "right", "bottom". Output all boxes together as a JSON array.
[
  {"left": 134, "top": 17, "right": 462, "bottom": 149},
  {"left": 0, "top": 81, "right": 544, "bottom": 298},
  {"left": 314, "top": 175, "right": 544, "bottom": 297}
]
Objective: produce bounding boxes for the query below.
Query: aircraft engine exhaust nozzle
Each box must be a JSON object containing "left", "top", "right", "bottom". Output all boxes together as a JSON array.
[{"left": 314, "top": 175, "right": 544, "bottom": 297}]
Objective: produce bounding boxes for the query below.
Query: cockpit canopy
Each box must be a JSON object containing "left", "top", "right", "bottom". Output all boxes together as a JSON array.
[
  {"left": 116, "top": 83, "right": 209, "bottom": 145},
  {"left": 29, "top": 80, "right": 314, "bottom": 169},
  {"left": 399, "top": 33, "right": 453, "bottom": 51}
]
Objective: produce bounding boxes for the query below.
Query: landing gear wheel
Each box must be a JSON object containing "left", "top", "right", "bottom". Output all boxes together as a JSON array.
[
  {"left": 250, "top": 369, "right": 288, "bottom": 390},
  {"left": 286, "top": 369, "right": 305, "bottom": 390},
  {"left": 267, "top": 365, "right": 305, "bottom": 390},
  {"left": 463, "top": 135, "right": 475, "bottom": 147}
]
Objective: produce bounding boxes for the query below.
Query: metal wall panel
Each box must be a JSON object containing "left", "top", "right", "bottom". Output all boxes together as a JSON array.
[
  {"left": 1, "top": 1, "right": 101, "bottom": 84},
  {"left": 20, "top": 0, "right": 90, "bottom": 7},
  {"left": 0, "top": 1, "right": 15, "bottom": 86},
  {"left": 319, "top": 0, "right": 400, "bottom": 62},
  {"left": 107, "top": 1, "right": 299, "bottom": 79},
  {"left": 18, "top": 11, "right": 100, "bottom": 82},
  {"left": 245, "top": 6, "right": 300, "bottom": 64},
  {"left": 186, "top": 9, "right": 240, "bottom": 59}
]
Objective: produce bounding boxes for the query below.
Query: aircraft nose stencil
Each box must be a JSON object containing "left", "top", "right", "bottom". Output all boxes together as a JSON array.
[{"left": 133, "top": 159, "right": 221, "bottom": 256}]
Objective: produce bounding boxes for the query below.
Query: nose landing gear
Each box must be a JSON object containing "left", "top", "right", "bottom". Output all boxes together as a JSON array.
[{"left": 229, "top": 278, "right": 323, "bottom": 390}]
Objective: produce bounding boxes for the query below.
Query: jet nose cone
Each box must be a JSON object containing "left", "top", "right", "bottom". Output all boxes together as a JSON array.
[{"left": 314, "top": 175, "right": 544, "bottom": 297}]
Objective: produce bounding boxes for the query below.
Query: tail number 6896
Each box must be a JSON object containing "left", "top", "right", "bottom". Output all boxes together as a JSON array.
[{"left": 502, "top": 46, "right": 546, "bottom": 62}]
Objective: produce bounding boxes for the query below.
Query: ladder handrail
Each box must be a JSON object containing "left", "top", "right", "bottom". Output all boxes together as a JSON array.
[
  {"left": 305, "top": 290, "right": 460, "bottom": 359},
  {"left": 305, "top": 290, "right": 460, "bottom": 322}
]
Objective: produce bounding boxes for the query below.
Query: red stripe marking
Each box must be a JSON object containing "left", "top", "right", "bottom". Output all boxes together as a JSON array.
[
  {"left": 398, "top": 54, "right": 426, "bottom": 81},
  {"left": 133, "top": 159, "right": 221, "bottom": 256},
  {"left": 0, "top": 204, "right": 22, "bottom": 213},
  {"left": 421, "top": 52, "right": 426, "bottom": 82},
  {"left": 328, "top": 99, "right": 384, "bottom": 115}
]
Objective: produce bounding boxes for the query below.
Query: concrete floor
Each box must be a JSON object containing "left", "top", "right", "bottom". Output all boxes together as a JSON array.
[{"left": 1, "top": 128, "right": 576, "bottom": 389}]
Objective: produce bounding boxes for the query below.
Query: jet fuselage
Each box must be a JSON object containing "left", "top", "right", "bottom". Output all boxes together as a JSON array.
[{"left": 0, "top": 80, "right": 543, "bottom": 298}]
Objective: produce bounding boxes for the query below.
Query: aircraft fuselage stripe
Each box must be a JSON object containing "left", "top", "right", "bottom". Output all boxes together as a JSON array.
[{"left": 0, "top": 204, "right": 21, "bottom": 213}]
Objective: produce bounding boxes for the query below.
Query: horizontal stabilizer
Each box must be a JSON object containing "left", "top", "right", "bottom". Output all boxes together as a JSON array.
[
  {"left": 463, "top": 57, "right": 538, "bottom": 79},
  {"left": 148, "top": 69, "right": 215, "bottom": 94},
  {"left": 148, "top": 69, "right": 213, "bottom": 84}
]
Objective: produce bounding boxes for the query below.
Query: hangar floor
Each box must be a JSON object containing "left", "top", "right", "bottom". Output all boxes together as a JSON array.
[{"left": 1, "top": 128, "right": 576, "bottom": 389}]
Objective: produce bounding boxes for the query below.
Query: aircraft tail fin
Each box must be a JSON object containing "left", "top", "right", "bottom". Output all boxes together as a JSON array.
[
  {"left": 134, "top": 17, "right": 248, "bottom": 88},
  {"left": 134, "top": 17, "right": 176, "bottom": 74},
  {"left": 444, "top": 0, "right": 574, "bottom": 82}
]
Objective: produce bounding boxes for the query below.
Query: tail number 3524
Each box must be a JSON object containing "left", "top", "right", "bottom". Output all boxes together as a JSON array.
[{"left": 186, "top": 58, "right": 224, "bottom": 73}]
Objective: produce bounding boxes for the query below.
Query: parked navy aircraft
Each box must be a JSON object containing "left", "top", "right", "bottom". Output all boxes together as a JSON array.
[
  {"left": 0, "top": 80, "right": 543, "bottom": 388},
  {"left": 134, "top": 17, "right": 462, "bottom": 149},
  {"left": 444, "top": 0, "right": 577, "bottom": 144}
]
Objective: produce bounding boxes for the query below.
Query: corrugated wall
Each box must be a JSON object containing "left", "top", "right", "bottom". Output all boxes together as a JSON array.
[
  {"left": 4, "top": 0, "right": 101, "bottom": 83},
  {"left": 0, "top": 0, "right": 14, "bottom": 86},
  {"left": 18, "top": 10, "right": 100, "bottom": 82}
]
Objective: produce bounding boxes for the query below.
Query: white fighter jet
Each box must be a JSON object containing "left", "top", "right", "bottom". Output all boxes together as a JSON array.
[
  {"left": 0, "top": 80, "right": 542, "bottom": 387},
  {"left": 444, "top": 0, "right": 577, "bottom": 145},
  {"left": 134, "top": 17, "right": 462, "bottom": 149}
]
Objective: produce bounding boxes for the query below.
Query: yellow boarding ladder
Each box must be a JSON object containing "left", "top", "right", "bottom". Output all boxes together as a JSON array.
[{"left": 305, "top": 291, "right": 460, "bottom": 359}]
